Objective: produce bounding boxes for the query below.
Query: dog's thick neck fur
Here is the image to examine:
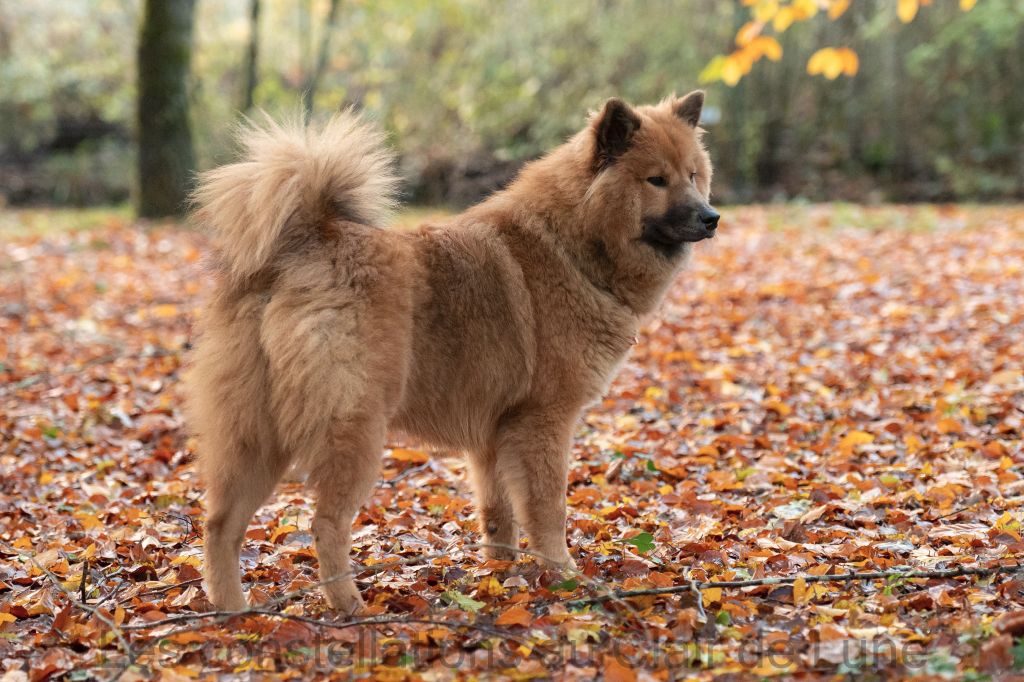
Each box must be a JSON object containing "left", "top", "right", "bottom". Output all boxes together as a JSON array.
[{"left": 469, "top": 129, "right": 685, "bottom": 317}]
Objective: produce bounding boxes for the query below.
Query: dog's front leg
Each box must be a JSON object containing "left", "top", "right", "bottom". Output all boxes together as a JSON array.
[{"left": 494, "top": 408, "right": 577, "bottom": 570}]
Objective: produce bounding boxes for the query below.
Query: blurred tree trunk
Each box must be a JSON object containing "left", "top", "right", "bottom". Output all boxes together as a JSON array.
[
  {"left": 136, "top": 0, "right": 196, "bottom": 218},
  {"left": 241, "top": 0, "right": 261, "bottom": 113},
  {"left": 302, "top": 0, "right": 341, "bottom": 122}
]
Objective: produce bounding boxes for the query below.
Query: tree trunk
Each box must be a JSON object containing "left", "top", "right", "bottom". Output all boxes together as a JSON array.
[
  {"left": 302, "top": 0, "right": 341, "bottom": 122},
  {"left": 136, "top": 0, "right": 196, "bottom": 218},
  {"left": 241, "top": 0, "right": 261, "bottom": 113}
]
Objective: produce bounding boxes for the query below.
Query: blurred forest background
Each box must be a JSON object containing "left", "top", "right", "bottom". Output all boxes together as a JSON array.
[{"left": 0, "top": 0, "right": 1021, "bottom": 213}]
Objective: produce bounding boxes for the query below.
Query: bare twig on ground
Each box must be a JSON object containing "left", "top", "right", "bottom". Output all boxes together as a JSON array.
[{"left": 567, "top": 562, "right": 1022, "bottom": 606}]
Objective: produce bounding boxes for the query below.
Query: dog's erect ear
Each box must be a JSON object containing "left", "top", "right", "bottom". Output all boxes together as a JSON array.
[
  {"left": 593, "top": 98, "right": 641, "bottom": 170},
  {"left": 673, "top": 90, "right": 705, "bottom": 127}
]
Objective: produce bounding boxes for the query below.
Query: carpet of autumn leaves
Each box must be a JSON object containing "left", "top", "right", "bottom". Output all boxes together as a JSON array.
[{"left": 2, "top": 204, "right": 1024, "bottom": 681}]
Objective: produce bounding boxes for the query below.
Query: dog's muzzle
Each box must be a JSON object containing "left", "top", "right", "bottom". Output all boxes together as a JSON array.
[{"left": 641, "top": 202, "right": 720, "bottom": 256}]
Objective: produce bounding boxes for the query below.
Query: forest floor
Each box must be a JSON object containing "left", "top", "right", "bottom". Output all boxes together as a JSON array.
[{"left": 2, "top": 204, "right": 1024, "bottom": 681}]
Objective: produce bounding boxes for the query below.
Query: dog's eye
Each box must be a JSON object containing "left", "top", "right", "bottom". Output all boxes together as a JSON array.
[
  {"left": 646, "top": 176, "right": 667, "bottom": 187},
  {"left": 690, "top": 172, "right": 698, "bottom": 183}
]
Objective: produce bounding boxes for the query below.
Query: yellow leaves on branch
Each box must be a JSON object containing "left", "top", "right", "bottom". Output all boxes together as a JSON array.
[
  {"left": 701, "top": 36, "right": 782, "bottom": 86},
  {"left": 706, "top": 0, "right": 977, "bottom": 86},
  {"left": 807, "top": 47, "right": 859, "bottom": 79}
]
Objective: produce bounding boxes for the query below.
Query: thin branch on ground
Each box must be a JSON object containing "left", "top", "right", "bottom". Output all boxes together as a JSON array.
[{"left": 567, "top": 562, "right": 1023, "bottom": 606}]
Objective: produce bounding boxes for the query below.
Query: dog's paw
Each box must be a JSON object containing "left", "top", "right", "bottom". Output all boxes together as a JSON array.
[
  {"left": 205, "top": 582, "right": 249, "bottom": 612},
  {"left": 537, "top": 550, "right": 578, "bottom": 573},
  {"left": 324, "top": 581, "right": 366, "bottom": 617},
  {"left": 483, "top": 543, "right": 518, "bottom": 562}
]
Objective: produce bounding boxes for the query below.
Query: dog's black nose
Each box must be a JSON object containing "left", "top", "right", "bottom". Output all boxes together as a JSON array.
[{"left": 699, "top": 206, "right": 720, "bottom": 229}]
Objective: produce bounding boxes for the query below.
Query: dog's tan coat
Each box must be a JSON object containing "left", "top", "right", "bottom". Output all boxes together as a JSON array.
[{"left": 188, "top": 94, "right": 715, "bottom": 613}]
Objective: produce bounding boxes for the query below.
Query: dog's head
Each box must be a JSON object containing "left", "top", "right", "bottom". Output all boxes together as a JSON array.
[{"left": 585, "top": 92, "right": 717, "bottom": 261}]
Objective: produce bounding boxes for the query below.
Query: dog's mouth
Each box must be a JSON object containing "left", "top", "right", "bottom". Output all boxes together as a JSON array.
[
  {"left": 640, "top": 220, "right": 716, "bottom": 257},
  {"left": 639, "top": 204, "right": 720, "bottom": 257}
]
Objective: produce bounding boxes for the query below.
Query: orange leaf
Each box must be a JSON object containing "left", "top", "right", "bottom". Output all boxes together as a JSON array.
[
  {"left": 390, "top": 448, "right": 429, "bottom": 463},
  {"left": 495, "top": 604, "right": 532, "bottom": 627},
  {"left": 828, "top": 0, "right": 851, "bottom": 19},
  {"left": 837, "top": 47, "right": 859, "bottom": 76},
  {"left": 793, "top": 576, "right": 807, "bottom": 604},
  {"left": 604, "top": 656, "right": 637, "bottom": 682},
  {"left": 736, "top": 21, "right": 763, "bottom": 47},
  {"left": 751, "top": 36, "right": 783, "bottom": 62}
]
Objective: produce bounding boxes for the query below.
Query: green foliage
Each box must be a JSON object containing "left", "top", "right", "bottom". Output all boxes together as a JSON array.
[
  {"left": 440, "top": 589, "right": 484, "bottom": 612},
  {"left": 625, "top": 531, "right": 655, "bottom": 554},
  {"left": 0, "top": 0, "right": 1021, "bottom": 205}
]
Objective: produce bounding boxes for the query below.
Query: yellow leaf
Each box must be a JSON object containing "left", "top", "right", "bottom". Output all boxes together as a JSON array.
[
  {"left": 763, "top": 399, "right": 791, "bottom": 416},
  {"left": 702, "top": 586, "right": 723, "bottom": 604},
  {"left": 698, "top": 55, "right": 728, "bottom": 84},
  {"left": 752, "top": 0, "right": 780, "bottom": 24},
  {"left": 773, "top": 7, "right": 795, "bottom": 32},
  {"left": 722, "top": 54, "right": 745, "bottom": 86},
  {"left": 828, "top": 0, "right": 851, "bottom": 19},
  {"left": 995, "top": 511, "right": 1019, "bottom": 531},
  {"left": 736, "top": 21, "right": 763, "bottom": 47},
  {"left": 644, "top": 386, "right": 665, "bottom": 400},
  {"left": 752, "top": 36, "right": 783, "bottom": 62},
  {"left": 0, "top": 612, "right": 16, "bottom": 623},
  {"left": 936, "top": 418, "right": 963, "bottom": 435},
  {"left": 475, "top": 576, "right": 505, "bottom": 598},
  {"left": 960, "top": 0, "right": 977, "bottom": 9},
  {"left": 752, "top": 656, "right": 796, "bottom": 676},
  {"left": 150, "top": 304, "right": 179, "bottom": 319},
  {"left": 791, "top": 0, "right": 818, "bottom": 20},
  {"left": 38, "top": 471, "right": 54, "bottom": 485},
  {"left": 837, "top": 429, "right": 874, "bottom": 452},
  {"left": 75, "top": 511, "right": 103, "bottom": 531},
  {"left": 269, "top": 524, "right": 297, "bottom": 543},
  {"left": 837, "top": 47, "right": 859, "bottom": 76},
  {"left": 898, "top": 0, "right": 919, "bottom": 23},
  {"left": 793, "top": 576, "right": 807, "bottom": 604},
  {"left": 807, "top": 48, "right": 831, "bottom": 76},
  {"left": 904, "top": 433, "right": 924, "bottom": 453}
]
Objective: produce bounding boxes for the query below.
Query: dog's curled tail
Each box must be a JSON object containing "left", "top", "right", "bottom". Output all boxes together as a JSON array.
[{"left": 192, "top": 111, "right": 399, "bottom": 282}]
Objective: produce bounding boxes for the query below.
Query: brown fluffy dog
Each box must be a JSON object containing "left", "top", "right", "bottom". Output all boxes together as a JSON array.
[{"left": 188, "top": 93, "right": 718, "bottom": 614}]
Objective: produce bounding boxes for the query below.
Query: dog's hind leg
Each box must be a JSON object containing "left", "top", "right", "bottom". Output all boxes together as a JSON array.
[
  {"left": 468, "top": 447, "right": 518, "bottom": 560},
  {"left": 203, "top": 440, "right": 289, "bottom": 611},
  {"left": 307, "top": 414, "right": 386, "bottom": 615}
]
